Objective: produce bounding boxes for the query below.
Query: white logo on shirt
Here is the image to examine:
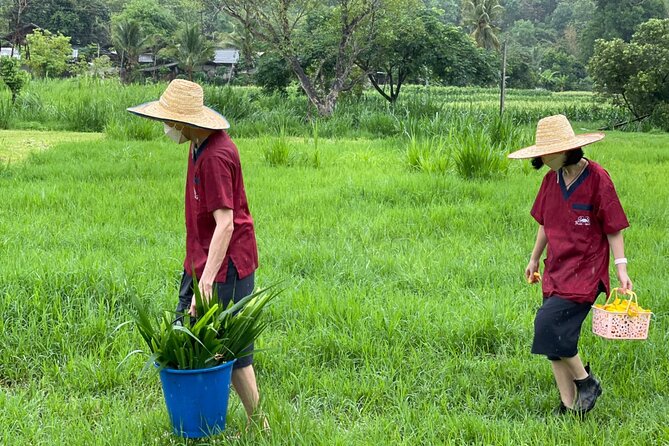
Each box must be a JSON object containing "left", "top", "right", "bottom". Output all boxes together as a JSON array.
[{"left": 575, "top": 216, "right": 591, "bottom": 226}]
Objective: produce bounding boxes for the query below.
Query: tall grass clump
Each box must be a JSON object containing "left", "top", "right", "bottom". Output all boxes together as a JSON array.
[
  {"left": 405, "top": 133, "right": 451, "bottom": 174},
  {"left": 310, "top": 118, "right": 321, "bottom": 169},
  {"left": 454, "top": 126, "right": 509, "bottom": 179},
  {"left": 0, "top": 95, "right": 13, "bottom": 129},
  {"left": 262, "top": 127, "right": 293, "bottom": 166},
  {"left": 64, "top": 98, "right": 112, "bottom": 132},
  {"left": 105, "top": 114, "right": 164, "bottom": 141},
  {"left": 205, "top": 85, "right": 256, "bottom": 122},
  {"left": 490, "top": 113, "right": 521, "bottom": 148}
]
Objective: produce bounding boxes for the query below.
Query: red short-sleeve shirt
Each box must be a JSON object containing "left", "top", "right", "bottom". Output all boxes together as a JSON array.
[
  {"left": 184, "top": 131, "right": 258, "bottom": 281},
  {"left": 530, "top": 160, "right": 629, "bottom": 303}
]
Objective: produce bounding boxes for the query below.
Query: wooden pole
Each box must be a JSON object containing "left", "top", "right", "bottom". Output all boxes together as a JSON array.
[{"left": 499, "top": 40, "right": 507, "bottom": 116}]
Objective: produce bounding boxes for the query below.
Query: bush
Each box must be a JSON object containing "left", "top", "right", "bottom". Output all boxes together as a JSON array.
[{"left": 0, "top": 57, "right": 30, "bottom": 102}]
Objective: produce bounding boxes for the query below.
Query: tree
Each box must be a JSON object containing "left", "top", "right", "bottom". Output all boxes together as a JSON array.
[
  {"left": 212, "top": 0, "right": 381, "bottom": 117},
  {"left": 429, "top": 25, "right": 497, "bottom": 86},
  {"left": 423, "top": 0, "right": 461, "bottom": 24},
  {"left": 25, "top": 30, "right": 72, "bottom": 78},
  {"left": 500, "top": 0, "right": 560, "bottom": 27},
  {"left": 356, "top": 3, "right": 496, "bottom": 103},
  {"left": 112, "top": 20, "right": 148, "bottom": 83},
  {"left": 589, "top": 18, "right": 669, "bottom": 124},
  {"left": 173, "top": 24, "right": 214, "bottom": 81},
  {"left": 461, "top": 0, "right": 504, "bottom": 50},
  {"left": 219, "top": 20, "right": 256, "bottom": 72},
  {"left": 549, "top": 0, "right": 595, "bottom": 34},
  {"left": 580, "top": 0, "right": 666, "bottom": 61},
  {"left": 355, "top": 0, "right": 427, "bottom": 102},
  {"left": 20, "top": 0, "right": 111, "bottom": 46},
  {"left": 112, "top": 0, "right": 178, "bottom": 39},
  {"left": 7, "top": 0, "right": 30, "bottom": 56},
  {"left": 253, "top": 53, "right": 293, "bottom": 94},
  {"left": 541, "top": 48, "right": 587, "bottom": 91},
  {"left": 0, "top": 57, "right": 30, "bottom": 102}
]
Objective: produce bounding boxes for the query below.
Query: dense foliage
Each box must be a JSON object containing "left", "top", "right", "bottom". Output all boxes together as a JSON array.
[
  {"left": 2, "top": 0, "right": 667, "bottom": 92},
  {"left": 0, "top": 57, "right": 30, "bottom": 102},
  {"left": 589, "top": 18, "right": 669, "bottom": 130}
]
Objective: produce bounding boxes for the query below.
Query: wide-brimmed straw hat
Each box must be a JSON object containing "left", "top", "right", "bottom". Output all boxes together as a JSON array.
[
  {"left": 507, "top": 114, "right": 604, "bottom": 159},
  {"left": 127, "top": 79, "right": 230, "bottom": 130}
]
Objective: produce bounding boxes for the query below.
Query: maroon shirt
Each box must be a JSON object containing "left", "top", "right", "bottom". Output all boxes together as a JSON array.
[
  {"left": 184, "top": 131, "right": 258, "bottom": 281},
  {"left": 531, "top": 160, "right": 629, "bottom": 303}
]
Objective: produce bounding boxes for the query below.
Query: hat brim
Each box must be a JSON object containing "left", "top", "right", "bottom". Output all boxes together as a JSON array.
[
  {"left": 127, "top": 100, "right": 230, "bottom": 130},
  {"left": 507, "top": 133, "right": 605, "bottom": 159}
]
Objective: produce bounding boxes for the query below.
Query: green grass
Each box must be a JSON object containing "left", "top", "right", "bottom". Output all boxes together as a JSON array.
[
  {"left": 0, "top": 130, "right": 103, "bottom": 163},
  {"left": 0, "top": 129, "right": 668, "bottom": 445}
]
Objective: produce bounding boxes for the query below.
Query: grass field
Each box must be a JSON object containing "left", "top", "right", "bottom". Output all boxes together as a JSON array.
[{"left": 0, "top": 128, "right": 668, "bottom": 445}]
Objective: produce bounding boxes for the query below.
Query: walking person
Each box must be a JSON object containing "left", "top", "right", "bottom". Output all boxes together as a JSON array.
[
  {"left": 508, "top": 114, "right": 633, "bottom": 415},
  {"left": 128, "top": 79, "right": 267, "bottom": 428}
]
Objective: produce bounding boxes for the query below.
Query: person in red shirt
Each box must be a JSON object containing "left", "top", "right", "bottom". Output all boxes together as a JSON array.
[
  {"left": 508, "top": 115, "right": 633, "bottom": 415},
  {"left": 128, "top": 79, "right": 265, "bottom": 428}
]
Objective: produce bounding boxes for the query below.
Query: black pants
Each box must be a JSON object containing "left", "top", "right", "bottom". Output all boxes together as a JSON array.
[{"left": 176, "top": 260, "right": 255, "bottom": 369}]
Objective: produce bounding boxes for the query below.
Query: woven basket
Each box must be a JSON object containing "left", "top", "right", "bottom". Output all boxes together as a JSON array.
[{"left": 592, "top": 289, "right": 651, "bottom": 340}]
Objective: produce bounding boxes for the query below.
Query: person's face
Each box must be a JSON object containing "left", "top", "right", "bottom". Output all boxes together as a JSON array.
[{"left": 541, "top": 151, "right": 566, "bottom": 171}]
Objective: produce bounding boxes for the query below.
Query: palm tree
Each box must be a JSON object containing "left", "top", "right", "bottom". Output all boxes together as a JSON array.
[
  {"left": 112, "top": 20, "right": 148, "bottom": 83},
  {"left": 174, "top": 24, "right": 215, "bottom": 81},
  {"left": 461, "top": 0, "right": 504, "bottom": 51}
]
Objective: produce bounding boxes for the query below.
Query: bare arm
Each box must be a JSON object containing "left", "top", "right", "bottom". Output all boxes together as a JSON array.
[
  {"left": 190, "top": 208, "right": 234, "bottom": 316},
  {"left": 607, "top": 230, "right": 633, "bottom": 291},
  {"left": 526, "top": 225, "right": 547, "bottom": 283}
]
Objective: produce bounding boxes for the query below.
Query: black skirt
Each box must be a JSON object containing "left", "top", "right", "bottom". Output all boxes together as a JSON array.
[{"left": 531, "top": 295, "right": 593, "bottom": 360}]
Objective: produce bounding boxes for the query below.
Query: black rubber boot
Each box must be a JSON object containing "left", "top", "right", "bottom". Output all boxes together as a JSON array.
[{"left": 573, "top": 363, "right": 602, "bottom": 413}]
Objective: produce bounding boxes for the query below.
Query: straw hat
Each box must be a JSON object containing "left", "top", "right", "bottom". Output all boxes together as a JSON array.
[
  {"left": 507, "top": 114, "right": 604, "bottom": 159},
  {"left": 127, "top": 79, "right": 230, "bottom": 130}
]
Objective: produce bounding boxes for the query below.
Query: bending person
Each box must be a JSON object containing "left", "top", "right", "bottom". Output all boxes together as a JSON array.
[{"left": 128, "top": 79, "right": 266, "bottom": 428}]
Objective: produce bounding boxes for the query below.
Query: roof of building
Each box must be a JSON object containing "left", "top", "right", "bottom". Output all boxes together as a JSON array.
[{"left": 212, "top": 49, "right": 239, "bottom": 65}]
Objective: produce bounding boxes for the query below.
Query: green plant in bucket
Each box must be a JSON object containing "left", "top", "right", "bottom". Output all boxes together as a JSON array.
[{"left": 125, "top": 276, "right": 281, "bottom": 371}]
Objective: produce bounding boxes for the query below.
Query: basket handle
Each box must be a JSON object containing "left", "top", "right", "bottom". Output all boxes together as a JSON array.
[{"left": 604, "top": 287, "right": 639, "bottom": 314}]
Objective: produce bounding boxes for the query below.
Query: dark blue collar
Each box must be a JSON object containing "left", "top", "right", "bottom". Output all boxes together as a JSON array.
[
  {"left": 558, "top": 161, "right": 590, "bottom": 200},
  {"left": 192, "top": 137, "right": 210, "bottom": 163}
]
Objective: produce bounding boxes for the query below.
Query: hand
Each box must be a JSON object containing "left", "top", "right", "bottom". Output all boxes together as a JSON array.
[
  {"left": 616, "top": 265, "right": 633, "bottom": 292},
  {"left": 525, "top": 259, "right": 541, "bottom": 284},
  {"left": 189, "top": 276, "right": 214, "bottom": 317}
]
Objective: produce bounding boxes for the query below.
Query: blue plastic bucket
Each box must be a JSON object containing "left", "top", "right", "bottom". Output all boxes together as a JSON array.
[{"left": 158, "top": 359, "right": 236, "bottom": 438}]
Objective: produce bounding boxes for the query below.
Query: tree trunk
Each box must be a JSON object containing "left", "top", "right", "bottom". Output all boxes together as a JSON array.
[
  {"left": 287, "top": 56, "right": 332, "bottom": 116},
  {"left": 120, "top": 52, "right": 126, "bottom": 83},
  {"left": 153, "top": 51, "right": 158, "bottom": 82},
  {"left": 368, "top": 74, "right": 393, "bottom": 103}
]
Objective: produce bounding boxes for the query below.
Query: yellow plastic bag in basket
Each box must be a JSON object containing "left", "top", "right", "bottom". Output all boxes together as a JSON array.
[{"left": 592, "top": 288, "right": 652, "bottom": 340}]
